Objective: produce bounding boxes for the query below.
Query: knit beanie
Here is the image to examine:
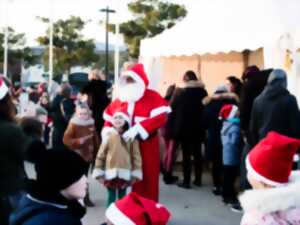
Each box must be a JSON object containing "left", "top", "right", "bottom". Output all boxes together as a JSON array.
[{"left": 35, "top": 149, "right": 88, "bottom": 191}]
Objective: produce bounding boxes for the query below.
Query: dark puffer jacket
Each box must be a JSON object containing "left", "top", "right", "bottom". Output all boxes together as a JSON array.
[
  {"left": 249, "top": 69, "right": 300, "bottom": 147},
  {"left": 0, "top": 118, "right": 28, "bottom": 197},
  {"left": 173, "top": 81, "right": 208, "bottom": 141}
]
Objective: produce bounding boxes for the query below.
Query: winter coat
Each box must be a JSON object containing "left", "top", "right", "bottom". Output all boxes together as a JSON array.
[
  {"left": 10, "top": 192, "right": 85, "bottom": 225},
  {"left": 92, "top": 133, "right": 142, "bottom": 181},
  {"left": 239, "top": 69, "right": 271, "bottom": 137},
  {"left": 173, "top": 81, "right": 208, "bottom": 141},
  {"left": 0, "top": 118, "right": 28, "bottom": 197},
  {"left": 162, "top": 87, "right": 183, "bottom": 139},
  {"left": 202, "top": 92, "right": 239, "bottom": 160},
  {"left": 63, "top": 116, "right": 100, "bottom": 162},
  {"left": 249, "top": 84, "right": 300, "bottom": 148},
  {"left": 239, "top": 172, "right": 300, "bottom": 225},
  {"left": 51, "top": 95, "right": 75, "bottom": 148},
  {"left": 221, "top": 119, "right": 242, "bottom": 166},
  {"left": 81, "top": 80, "right": 110, "bottom": 135}
]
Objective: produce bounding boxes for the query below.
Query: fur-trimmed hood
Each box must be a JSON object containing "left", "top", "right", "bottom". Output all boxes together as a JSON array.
[
  {"left": 239, "top": 171, "right": 300, "bottom": 214},
  {"left": 70, "top": 116, "right": 95, "bottom": 126},
  {"left": 202, "top": 92, "right": 239, "bottom": 105},
  {"left": 184, "top": 80, "right": 205, "bottom": 89}
]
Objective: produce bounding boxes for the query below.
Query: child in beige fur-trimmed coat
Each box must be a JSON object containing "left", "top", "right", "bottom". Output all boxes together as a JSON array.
[
  {"left": 239, "top": 131, "right": 300, "bottom": 225},
  {"left": 92, "top": 108, "right": 142, "bottom": 208}
]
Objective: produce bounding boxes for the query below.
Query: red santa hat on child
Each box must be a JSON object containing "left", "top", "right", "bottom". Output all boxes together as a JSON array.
[
  {"left": 106, "top": 193, "right": 171, "bottom": 225},
  {"left": 219, "top": 104, "right": 238, "bottom": 120},
  {"left": 0, "top": 78, "right": 9, "bottom": 100},
  {"left": 112, "top": 106, "right": 131, "bottom": 124},
  {"left": 246, "top": 131, "right": 300, "bottom": 186},
  {"left": 121, "top": 64, "right": 149, "bottom": 88}
]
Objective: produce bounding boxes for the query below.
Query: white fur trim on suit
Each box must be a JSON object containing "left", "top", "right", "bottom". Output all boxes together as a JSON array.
[
  {"left": 135, "top": 123, "right": 149, "bottom": 140},
  {"left": 0, "top": 81, "right": 8, "bottom": 100},
  {"left": 106, "top": 203, "right": 135, "bottom": 225},
  {"left": 150, "top": 106, "right": 172, "bottom": 118},
  {"left": 246, "top": 156, "right": 286, "bottom": 187},
  {"left": 70, "top": 117, "right": 95, "bottom": 126},
  {"left": 122, "top": 70, "right": 146, "bottom": 89},
  {"left": 239, "top": 171, "right": 300, "bottom": 214},
  {"left": 92, "top": 168, "right": 105, "bottom": 179},
  {"left": 131, "top": 170, "right": 143, "bottom": 180},
  {"left": 105, "top": 168, "right": 131, "bottom": 181}
]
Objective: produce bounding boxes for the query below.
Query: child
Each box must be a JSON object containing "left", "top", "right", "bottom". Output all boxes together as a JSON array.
[
  {"left": 219, "top": 104, "right": 242, "bottom": 211},
  {"left": 10, "top": 150, "right": 88, "bottom": 225},
  {"left": 92, "top": 108, "right": 142, "bottom": 208},
  {"left": 239, "top": 131, "right": 300, "bottom": 225},
  {"left": 105, "top": 192, "right": 170, "bottom": 225},
  {"left": 63, "top": 100, "right": 100, "bottom": 207}
]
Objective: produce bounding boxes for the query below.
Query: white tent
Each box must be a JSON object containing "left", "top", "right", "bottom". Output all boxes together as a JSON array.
[{"left": 140, "top": 0, "right": 300, "bottom": 102}]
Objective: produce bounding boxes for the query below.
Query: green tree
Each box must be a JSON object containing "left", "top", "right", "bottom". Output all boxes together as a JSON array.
[
  {"left": 107, "top": 0, "right": 187, "bottom": 58},
  {"left": 37, "top": 16, "right": 99, "bottom": 76},
  {"left": 0, "top": 27, "right": 38, "bottom": 77}
]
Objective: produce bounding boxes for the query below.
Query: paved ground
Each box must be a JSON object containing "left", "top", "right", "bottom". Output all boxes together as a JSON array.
[
  {"left": 26, "top": 163, "right": 242, "bottom": 225},
  {"left": 83, "top": 172, "right": 242, "bottom": 225}
]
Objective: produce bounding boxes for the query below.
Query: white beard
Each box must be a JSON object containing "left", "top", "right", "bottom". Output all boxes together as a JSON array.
[{"left": 116, "top": 81, "right": 145, "bottom": 103}]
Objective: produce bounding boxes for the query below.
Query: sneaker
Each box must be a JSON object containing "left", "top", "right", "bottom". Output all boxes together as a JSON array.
[
  {"left": 177, "top": 182, "right": 191, "bottom": 189},
  {"left": 230, "top": 203, "right": 243, "bottom": 213},
  {"left": 212, "top": 187, "right": 222, "bottom": 196}
]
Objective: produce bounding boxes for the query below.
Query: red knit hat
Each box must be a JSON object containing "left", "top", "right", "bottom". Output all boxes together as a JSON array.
[
  {"left": 106, "top": 193, "right": 171, "bottom": 225},
  {"left": 0, "top": 78, "right": 9, "bottom": 100},
  {"left": 247, "top": 131, "right": 300, "bottom": 186},
  {"left": 122, "top": 64, "right": 149, "bottom": 88},
  {"left": 219, "top": 104, "right": 238, "bottom": 120}
]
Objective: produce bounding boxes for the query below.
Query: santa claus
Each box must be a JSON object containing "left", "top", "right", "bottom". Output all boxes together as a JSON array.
[{"left": 102, "top": 63, "right": 171, "bottom": 201}]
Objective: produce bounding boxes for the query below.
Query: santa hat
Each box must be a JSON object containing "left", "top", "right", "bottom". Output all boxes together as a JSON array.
[
  {"left": 112, "top": 106, "right": 130, "bottom": 124},
  {"left": 121, "top": 64, "right": 149, "bottom": 88},
  {"left": 106, "top": 193, "right": 171, "bottom": 225},
  {"left": 246, "top": 131, "right": 300, "bottom": 186},
  {"left": 0, "top": 78, "right": 9, "bottom": 100},
  {"left": 219, "top": 104, "right": 238, "bottom": 120}
]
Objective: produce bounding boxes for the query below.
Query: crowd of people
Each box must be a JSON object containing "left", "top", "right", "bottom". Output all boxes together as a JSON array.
[{"left": 0, "top": 62, "right": 300, "bottom": 225}]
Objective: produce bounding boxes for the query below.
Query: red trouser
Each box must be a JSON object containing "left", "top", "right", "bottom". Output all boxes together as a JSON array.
[{"left": 132, "top": 135, "right": 160, "bottom": 202}]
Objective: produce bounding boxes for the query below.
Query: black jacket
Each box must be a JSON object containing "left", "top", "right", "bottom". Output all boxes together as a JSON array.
[
  {"left": 51, "top": 95, "right": 75, "bottom": 148},
  {"left": 10, "top": 186, "right": 85, "bottom": 225},
  {"left": 0, "top": 119, "right": 28, "bottom": 197},
  {"left": 173, "top": 81, "right": 208, "bottom": 141},
  {"left": 81, "top": 80, "right": 110, "bottom": 135},
  {"left": 249, "top": 85, "right": 300, "bottom": 147},
  {"left": 239, "top": 69, "right": 271, "bottom": 136},
  {"left": 202, "top": 92, "right": 239, "bottom": 159}
]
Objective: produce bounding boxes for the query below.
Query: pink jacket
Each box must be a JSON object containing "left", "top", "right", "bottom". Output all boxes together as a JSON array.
[{"left": 239, "top": 172, "right": 300, "bottom": 225}]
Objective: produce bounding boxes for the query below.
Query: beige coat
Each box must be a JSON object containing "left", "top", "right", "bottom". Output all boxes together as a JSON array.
[
  {"left": 92, "top": 133, "right": 142, "bottom": 181},
  {"left": 63, "top": 116, "right": 100, "bottom": 162}
]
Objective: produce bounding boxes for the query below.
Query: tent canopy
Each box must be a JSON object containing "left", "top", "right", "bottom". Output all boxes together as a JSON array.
[{"left": 140, "top": 0, "right": 300, "bottom": 57}]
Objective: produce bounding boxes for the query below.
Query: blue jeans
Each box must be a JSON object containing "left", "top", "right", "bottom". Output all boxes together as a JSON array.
[{"left": 0, "top": 192, "right": 24, "bottom": 225}]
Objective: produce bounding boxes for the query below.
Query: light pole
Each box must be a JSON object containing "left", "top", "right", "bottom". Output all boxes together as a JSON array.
[
  {"left": 100, "top": 6, "right": 115, "bottom": 78},
  {"left": 47, "top": 0, "right": 54, "bottom": 93}
]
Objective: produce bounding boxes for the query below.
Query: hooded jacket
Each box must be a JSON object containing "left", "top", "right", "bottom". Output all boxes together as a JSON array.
[
  {"left": 239, "top": 172, "right": 300, "bottom": 225},
  {"left": 9, "top": 188, "right": 85, "bottom": 225},
  {"left": 249, "top": 69, "right": 300, "bottom": 147}
]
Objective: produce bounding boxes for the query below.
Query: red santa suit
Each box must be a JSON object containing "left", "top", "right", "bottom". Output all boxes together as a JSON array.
[{"left": 102, "top": 64, "right": 171, "bottom": 201}]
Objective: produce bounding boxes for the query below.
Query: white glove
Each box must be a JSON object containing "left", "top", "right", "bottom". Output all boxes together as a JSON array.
[{"left": 122, "top": 126, "right": 138, "bottom": 142}]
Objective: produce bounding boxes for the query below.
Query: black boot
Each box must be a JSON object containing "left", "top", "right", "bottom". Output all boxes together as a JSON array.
[{"left": 163, "top": 172, "right": 178, "bottom": 185}]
